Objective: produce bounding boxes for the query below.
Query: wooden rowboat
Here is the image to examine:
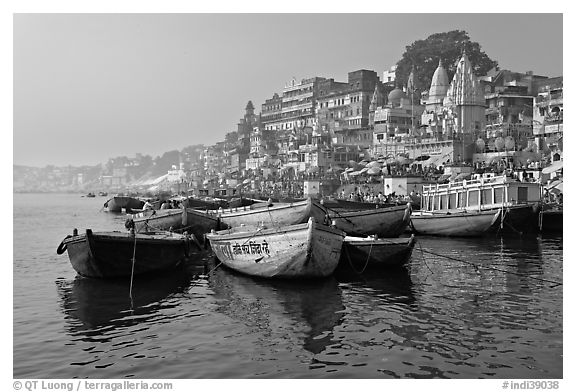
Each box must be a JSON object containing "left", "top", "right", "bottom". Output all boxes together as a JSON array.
[
  {"left": 410, "top": 209, "right": 501, "bottom": 237},
  {"left": 315, "top": 202, "right": 412, "bottom": 237},
  {"left": 57, "top": 229, "right": 199, "bottom": 278},
  {"left": 128, "top": 208, "right": 224, "bottom": 239},
  {"left": 320, "top": 198, "right": 398, "bottom": 211},
  {"left": 103, "top": 196, "right": 145, "bottom": 213},
  {"left": 339, "top": 235, "right": 416, "bottom": 273},
  {"left": 206, "top": 217, "right": 346, "bottom": 279},
  {"left": 202, "top": 198, "right": 323, "bottom": 229}
]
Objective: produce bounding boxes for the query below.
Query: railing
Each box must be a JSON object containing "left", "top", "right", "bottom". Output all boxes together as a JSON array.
[{"left": 422, "top": 175, "right": 508, "bottom": 193}]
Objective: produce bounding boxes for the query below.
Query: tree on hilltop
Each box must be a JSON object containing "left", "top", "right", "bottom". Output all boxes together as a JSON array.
[{"left": 395, "top": 30, "right": 498, "bottom": 95}]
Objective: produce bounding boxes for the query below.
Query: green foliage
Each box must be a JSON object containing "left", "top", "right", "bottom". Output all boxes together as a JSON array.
[{"left": 396, "top": 30, "right": 498, "bottom": 95}]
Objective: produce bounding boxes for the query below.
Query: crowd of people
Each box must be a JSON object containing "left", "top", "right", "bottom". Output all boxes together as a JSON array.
[
  {"left": 338, "top": 186, "right": 420, "bottom": 207},
  {"left": 141, "top": 198, "right": 185, "bottom": 211}
]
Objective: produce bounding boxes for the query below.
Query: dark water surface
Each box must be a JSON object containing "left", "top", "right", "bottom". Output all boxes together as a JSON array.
[{"left": 13, "top": 193, "right": 563, "bottom": 378}]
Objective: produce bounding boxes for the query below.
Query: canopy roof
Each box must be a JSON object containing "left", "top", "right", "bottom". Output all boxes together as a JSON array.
[{"left": 542, "top": 160, "right": 563, "bottom": 174}]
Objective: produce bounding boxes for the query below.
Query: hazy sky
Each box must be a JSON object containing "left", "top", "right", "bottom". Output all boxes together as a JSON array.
[{"left": 13, "top": 12, "right": 563, "bottom": 167}]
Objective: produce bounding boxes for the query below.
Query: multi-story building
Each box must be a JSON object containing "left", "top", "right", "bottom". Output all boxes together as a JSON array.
[
  {"left": 314, "top": 78, "right": 349, "bottom": 132},
  {"left": 201, "top": 144, "right": 226, "bottom": 178},
  {"left": 246, "top": 126, "right": 278, "bottom": 169},
  {"left": 478, "top": 69, "right": 549, "bottom": 154},
  {"left": 343, "top": 70, "right": 382, "bottom": 130},
  {"left": 315, "top": 70, "right": 382, "bottom": 133},
  {"left": 372, "top": 85, "right": 424, "bottom": 154},
  {"left": 382, "top": 64, "right": 397, "bottom": 87},
  {"left": 260, "top": 93, "right": 283, "bottom": 131},
  {"left": 276, "top": 76, "right": 327, "bottom": 131},
  {"left": 482, "top": 85, "right": 534, "bottom": 153},
  {"left": 533, "top": 77, "right": 563, "bottom": 160},
  {"left": 313, "top": 70, "right": 383, "bottom": 158}
]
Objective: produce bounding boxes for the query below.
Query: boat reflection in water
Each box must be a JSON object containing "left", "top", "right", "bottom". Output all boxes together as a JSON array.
[
  {"left": 207, "top": 264, "right": 345, "bottom": 355},
  {"left": 335, "top": 267, "right": 415, "bottom": 304},
  {"left": 56, "top": 264, "right": 204, "bottom": 338}
]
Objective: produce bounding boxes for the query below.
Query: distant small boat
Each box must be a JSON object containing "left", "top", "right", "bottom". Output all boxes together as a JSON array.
[
  {"left": 316, "top": 202, "right": 412, "bottom": 237},
  {"left": 98, "top": 191, "right": 108, "bottom": 197},
  {"left": 85, "top": 192, "right": 96, "bottom": 198},
  {"left": 339, "top": 235, "right": 416, "bottom": 272},
  {"left": 410, "top": 209, "right": 501, "bottom": 237},
  {"left": 57, "top": 229, "right": 199, "bottom": 278},
  {"left": 206, "top": 217, "right": 346, "bottom": 279},
  {"left": 103, "top": 195, "right": 145, "bottom": 213}
]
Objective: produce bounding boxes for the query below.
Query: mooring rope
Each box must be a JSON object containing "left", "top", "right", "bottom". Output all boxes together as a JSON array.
[
  {"left": 417, "top": 239, "right": 435, "bottom": 274},
  {"left": 129, "top": 232, "right": 137, "bottom": 303},
  {"left": 358, "top": 241, "right": 374, "bottom": 274},
  {"left": 418, "top": 246, "right": 562, "bottom": 288},
  {"left": 343, "top": 239, "right": 374, "bottom": 275},
  {"left": 322, "top": 204, "right": 355, "bottom": 226},
  {"left": 187, "top": 259, "right": 224, "bottom": 291},
  {"left": 495, "top": 207, "right": 524, "bottom": 237}
]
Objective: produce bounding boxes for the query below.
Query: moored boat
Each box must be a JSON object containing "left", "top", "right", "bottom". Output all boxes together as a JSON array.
[
  {"left": 202, "top": 198, "right": 322, "bottom": 229},
  {"left": 206, "top": 217, "right": 346, "bottom": 279},
  {"left": 417, "top": 174, "right": 542, "bottom": 235},
  {"left": 320, "top": 198, "right": 398, "bottom": 211},
  {"left": 103, "top": 195, "right": 146, "bottom": 213},
  {"left": 539, "top": 204, "right": 563, "bottom": 233},
  {"left": 339, "top": 234, "right": 416, "bottom": 272},
  {"left": 127, "top": 207, "right": 224, "bottom": 240},
  {"left": 316, "top": 201, "right": 412, "bottom": 237},
  {"left": 410, "top": 209, "right": 501, "bottom": 237},
  {"left": 56, "top": 229, "right": 199, "bottom": 278}
]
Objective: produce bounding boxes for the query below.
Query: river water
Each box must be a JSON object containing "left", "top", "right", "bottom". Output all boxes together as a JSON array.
[{"left": 13, "top": 193, "right": 563, "bottom": 379}]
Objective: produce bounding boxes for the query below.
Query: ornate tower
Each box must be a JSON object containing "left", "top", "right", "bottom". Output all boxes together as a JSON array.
[
  {"left": 444, "top": 51, "right": 486, "bottom": 136},
  {"left": 427, "top": 59, "right": 450, "bottom": 108},
  {"left": 369, "top": 84, "right": 383, "bottom": 127},
  {"left": 422, "top": 59, "right": 451, "bottom": 139}
]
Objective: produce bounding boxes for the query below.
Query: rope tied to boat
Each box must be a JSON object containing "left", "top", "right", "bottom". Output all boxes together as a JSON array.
[
  {"left": 129, "top": 229, "right": 137, "bottom": 301},
  {"left": 496, "top": 207, "right": 525, "bottom": 237},
  {"left": 322, "top": 204, "right": 356, "bottom": 227},
  {"left": 188, "top": 259, "right": 223, "bottom": 291},
  {"left": 418, "top": 246, "right": 562, "bottom": 288},
  {"left": 343, "top": 240, "right": 373, "bottom": 275}
]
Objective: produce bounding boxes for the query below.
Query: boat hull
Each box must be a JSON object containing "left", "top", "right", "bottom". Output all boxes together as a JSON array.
[
  {"left": 321, "top": 199, "right": 398, "bottom": 211},
  {"left": 60, "top": 230, "right": 191, "bottom": 278},
  {"left": 204, "top": 198, "right": 321, "bottom": 229},
  {"left": 539, "top": 208, "right": 563, "bottom": 233},
  {"left": 104, "top": 196, "right": 145, "bottom": 213},
  {"left": 499, "top": 204, "right": 539, "bottom": 235},
  {"left": 206, "top": 218, "right": 345, "bottom": 279},
  {"left": 410, "top": 209, "right": 501, "bottom": 237},
  {"left": 131, "top": 209, "right": 186, "bottom": 232},
  {"left": 130, "top": 208, "right": 223, "bottom": 241},
  {"left": 317, "top": 202, "right": 411, "bottom": 237},
  {"left": 339, "top": 235, "right": 416, "bottom": 272}
]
